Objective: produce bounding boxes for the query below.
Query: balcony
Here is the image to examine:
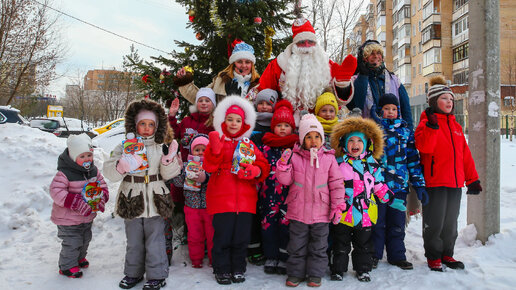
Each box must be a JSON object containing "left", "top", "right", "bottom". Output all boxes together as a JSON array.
[
  {"left": 422, "top": 39, "right": 441, "bottom": 52},
  {"left": 423, "top": 63, "right": 442, "bottom": 76},
  {"left": 453, "top": 59, "right": 469, "bottom": 72},
  {"left": 399, "top": 55, "right": 411, "bottom": 65},
  {"left": 394, "top": 0, "right": 411, "bottom": 12},
  {"left": 453, "top": 3, "right": 468, "bottom": 21},
  {"left": 422, "top": 14, "right": 441, "bottom": 30},
  {"left": 452, "top": 32, "right": 469, "bottom": 47},
  {"left": 398, "top": 36, "right": 411, "bottom": 47}
]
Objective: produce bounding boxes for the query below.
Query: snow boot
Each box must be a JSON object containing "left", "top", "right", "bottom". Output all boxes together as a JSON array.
[
  {"left": 248, "top": 253, "right": 266, "bottom": 266},
  {"left": 389, "top": 260, "right": 413, "bottom": 270},
  {"left": 191, "top": 260, "right": 203, "bottom": 268},
  {"left": 330, "top": 272, "right": 344, "bottom": 281},
  {"left": 78, "top": 258, "right": 89, "bottom": 268},
  {"left": 264, "top": 259, "right": 277, "bottom": 274},
  {"left": 59, "top": 266, "right": 83, "bottom": 278},
  {"left": 356, "top": 271, "right": 371, "bottom": 282},
  {"left": 442, "top": 256, "right": 465, "bottom": 270},
  {"left": 231, "top": 272, "right": 245, "bottom": 283},
  {"left": 286, "top": 276, "right": 303, "bottom": 287},
  {"left": 307, "top": 276, "right": 321, "bottom": 287},
  {"left": 119, "top": 276, "right": 143, "bottom": 289},
  {"left": 142, "top": 279, "right": 166, "bottom": 290},
  {"left": 276, "top": 260, "right": 287, "bottom": 275},
  {"left": 427, "top": 258, "right": 444, "bottom": 272},
  {"left": 215, "top": 273, "right": 232, "bottom": 285},
  {"left": 372, "top": 257, "right": 379, "bottom": 269}
]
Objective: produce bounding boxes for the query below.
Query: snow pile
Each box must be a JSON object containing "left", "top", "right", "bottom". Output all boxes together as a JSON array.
[{"left": 1, "top": 123, "right": 516, "bottom": 289}]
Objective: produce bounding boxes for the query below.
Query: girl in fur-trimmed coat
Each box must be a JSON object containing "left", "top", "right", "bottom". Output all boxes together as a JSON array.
[
  {"left": 103, "top": 99, "right": 181, "bottom": 290},
  {"left": 329, "top": 117, "right": 406, "bottom": 283},
  {"left": 203, "top": 95, "right": 270, "bottom": 285}
]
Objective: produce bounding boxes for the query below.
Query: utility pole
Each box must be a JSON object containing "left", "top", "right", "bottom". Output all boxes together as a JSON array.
[{"left": 467, "top": 0, "right": 500, "bottom": 243}]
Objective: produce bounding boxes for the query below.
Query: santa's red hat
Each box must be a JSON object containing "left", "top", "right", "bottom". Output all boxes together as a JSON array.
[{"left": 292, "top": 18, "right": 317, "bottom": 44}]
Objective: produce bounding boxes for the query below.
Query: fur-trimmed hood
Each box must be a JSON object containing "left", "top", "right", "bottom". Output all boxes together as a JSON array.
[
  {"left": 330, "top": 117, "right": 384, "bottom": 159},
  {"left": 213, "top": 95, "right": 256, "bottom": 138},
  {"left": 125, "top": 99, "right": 169, "bottom": 144}
]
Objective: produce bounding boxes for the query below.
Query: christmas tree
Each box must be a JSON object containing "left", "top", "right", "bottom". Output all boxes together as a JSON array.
[{"left": 125, "top": 0, "right": 296, "bottom": 116}]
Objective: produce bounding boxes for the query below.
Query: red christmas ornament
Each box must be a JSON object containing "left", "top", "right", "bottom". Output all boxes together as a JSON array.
[
  {"left": 189, "top": 15, "right": 195, "bottom": 22},
  {"left": 254, "top": 17, "right": 262, "bottom": 25},
  {"left": 196, "top": 32, "right": 204, "bottom": 40},
  {"left": 142, "top": 74, "right": 149, "bottom": 83}
]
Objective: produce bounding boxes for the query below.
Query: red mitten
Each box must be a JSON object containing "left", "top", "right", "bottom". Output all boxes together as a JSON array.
[
  {"left": 64, "top": 194, "right": 92, "bottom": 216},
  {"left": 331, "top": 54, "right": 358, "bottom": 82},
  {"left": 208, "top": 131, "right": 224, "bottom": 155},
  {"left": 237, "top": 163, "right": 261, "bottom": 180}
]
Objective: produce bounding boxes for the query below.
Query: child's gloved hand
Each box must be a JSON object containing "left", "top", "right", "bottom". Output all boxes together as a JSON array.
[
  {"left": 64, "top": 194, "right": 92, "bottom": 216},
  {"left": 116, "top": 154, "right": 144, "bottom": 174},
  {"left": 97, "top": 191, "right": 109, "bottom": 213},
  {"left": 186, "top": 170, "right": 199, "bottom": 180},
  {"left": 237, "top": 163, "right": 261, "bottom": 180},
  {"left": 389, "top": 198, "right": 407, "bottom": 212},
  {"left": 330, "top": 203, "right": 348, "bottom": 225},
  {"left": 161, "top": 140, "right": 179, "bottom": 165},
  {"left": 415, "top": 187, "right": 429, "bottom": 206},
  {"left": 195, "top": 170, "right": 207, "bottom": 183},
  {"left": 425, "top": 107, "right": 439, "bottom": 129},
  {"left": 370, "top": 104, "right": 382, "bottom": 124},
  {"left": 467, "top": 180, "right": 482, "bottom": 195},
  {"left": 276, "top": 149, "right": 292, "bottom": 171},
  {"left": 208, "top": 131, "right": 224, "bottom": 155}
]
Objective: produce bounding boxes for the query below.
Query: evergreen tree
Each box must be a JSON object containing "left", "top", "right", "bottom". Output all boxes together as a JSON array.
[{"left": 124, "top": 0, "right": 295, "bottom": 117}]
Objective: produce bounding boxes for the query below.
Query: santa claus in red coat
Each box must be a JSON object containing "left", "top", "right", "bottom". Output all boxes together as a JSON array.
[{"left": 259, "top": 18, "right": 357, "bottom": 114}]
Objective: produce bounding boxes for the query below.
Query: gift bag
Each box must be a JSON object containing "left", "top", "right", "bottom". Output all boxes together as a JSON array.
[
  {"left": 231, "top": 137, "right": 256, "bottom": 174},
  {"left": 122, "top": 133, "right": 149, "bottom": 173},
  {"left": 82, "top": 180, "right": 103, "bottom": 212},
  {"left": 184, "top": 156, "right": 203, "bottom": 191}
]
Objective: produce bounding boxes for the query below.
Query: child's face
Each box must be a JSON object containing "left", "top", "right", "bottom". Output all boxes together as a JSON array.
[
  {"left": 76, "top": 152, "right": 93, "bottom": 167},
  {"left": 382, "top": 104, "right": 398, "bottom": 119},
  {"left": 303, "top": 131, "right": 322, "bottom": 150},
  {"left": 256, "top": 101, "right": 273, "bottom": 113},
  {"left": 197, "top": 97, "right": 214, "bottom": 114},
  {"left": 225, "top": 113, "right": 243, "bottom": 135},
  {"left": 192, "top": 144, "right": 206, "bottom": 157},
  {"left": 137, "top": 119, "right": 156, "bottom": 137},
  {"left": 274, "top": 122, "right": 293, "bottom": 137},
  {"left": 437, "top": 93, "right": 454, "bottom": 114},
  {"left": 317, "top": 104, "right": 336, "bottom": 120},
  {"left": 347, "top": 136, "right": 364, "bottom": 158}
]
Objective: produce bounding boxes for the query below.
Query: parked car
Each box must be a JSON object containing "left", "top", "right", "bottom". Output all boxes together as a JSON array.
[
  {"left": 92, "top": 125, "right": 125, "bottom": 154},
  {"left": 93, "top": 118, "right": 125, "bottom": 135},
  {"left": 30, "top": 117, "right": 96, "bottom": 138},
  {"left": 0, "top": 106, "right": 29, "bottom": 125}
]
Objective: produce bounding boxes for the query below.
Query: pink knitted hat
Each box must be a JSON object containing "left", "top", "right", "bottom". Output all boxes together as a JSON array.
[
  {"left": 189, "top": 135, "right": 209, "bottom": 152},
  {"left": 298, "top": 114, "right": 324, "bottom": 144},
  {"left": 136, "top": 109, "right": 157, "bottom": 125}
]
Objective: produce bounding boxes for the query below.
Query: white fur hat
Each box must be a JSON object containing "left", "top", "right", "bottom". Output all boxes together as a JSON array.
[
  {"left": 67, "top": 133, "right": 93, "bottom": 161},
  {"left": 213, "top": 95, "right": 256, "bottom": 138}
]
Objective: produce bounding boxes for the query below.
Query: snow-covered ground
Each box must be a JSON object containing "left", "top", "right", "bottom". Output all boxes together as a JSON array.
[{"left": 1, "top": 123, "right": 515, "bottom": 289}]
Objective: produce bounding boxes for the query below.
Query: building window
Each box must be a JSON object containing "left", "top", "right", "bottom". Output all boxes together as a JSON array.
[
  {"left": 413, "top": 66, "right": 417, "bottom": 77},
  {"left": 424, "top": 48, "right": 441, "bottom": 67},
  {"left": 418, "top": 63, "right": 422, "bottom": 74},
  {"left": 453, "top": 43, "right": 469, "bottom": 63},
  {"left": 412, "top": 45, "right": 416, "bottom": 56},
  {"left": 453, "top": 16, "right": 468, "bottom": 37},
  {"left": 454, "top": 0, "right": 469, "bottom": 11},
  {"left": 422, "top": 24, "right": 441, "bottom": 44},
  {"left": 453, "top": 71, "right": 468, "bottom": 84},
  {"left": 423, "top": 1, "right": 434, "bottom": 19},
  {"left": 377, "top": 0, "right": 386, "bottom": 14}
]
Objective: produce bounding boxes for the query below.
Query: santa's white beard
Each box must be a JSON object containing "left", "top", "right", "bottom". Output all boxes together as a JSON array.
[{"left": 282, "top": 44, "right": 332, "bottom": 110}]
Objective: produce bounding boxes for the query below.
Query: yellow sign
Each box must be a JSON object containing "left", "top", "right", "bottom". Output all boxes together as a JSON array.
[{"left": 47, "top": 105, "right": 63, "bottom": 117}]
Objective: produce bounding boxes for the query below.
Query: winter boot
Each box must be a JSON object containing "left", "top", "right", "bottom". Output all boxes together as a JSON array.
[
  {"left": 286, "top": 276, "right": 303, "bottom": 287},
  {"left": 78, "top": 258, "right": 89, "bottom": 268},
  {"left": 264, "top": 259, "right": 277, "bottom": 274},
  {"left": 389, "top": 260, "right": 413, "bottom": 270},
  {"left": 248, "top": 253, "right": 266, "bottom": 266},
  {"left": 191, "top": 259, "right": 203, "bottom": 268},
  {"left": 231, "top": 272, "right": 246, "bottom": 283},
  {"left": 306, "top": 276, "right": 321, "bottom": 287},
  {"left": 427, "top": 258, "right": 444, "bottom": 272},
  {"left": 142, "top": 279, "right": 166, "bottom": 290},
  {"left": 442, "top": 256, "right": 465, "bottom": 270},
  {"left": 59, "top": 266, "right": 83, "bottom": 278},
  {"left": 330, "top": 272, "right": 344, "bottom": 281},
  {"left": 356, "top": 271, "right": 371, "bottom": 282},
  {"left": 372, "top": 257, "right": 379, "bottom": 269},
  {"left": 276, "top": 260, "right": 287, "bottom": 275},
  {"left": 215, "top": 273, "right": 232, "bottom": 285},
  {"left": 118, "top": 276, "right": 143, "bottom": 289}
]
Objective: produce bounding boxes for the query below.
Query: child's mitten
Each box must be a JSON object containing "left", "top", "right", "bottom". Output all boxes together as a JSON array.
[
  {"left": 237, "top": 163, "right": 261, "bottom": 180},
  {"left": 466, "top": 180, "right": 482, "bottom": 195},
  {"left": 389, "top": 198, "right": 407, "bottom": 212},
  {"left": 161, "top": 140, "right": 179, "bottom": 165},
  {"left": 97, "top": 192, "right": 109, "bottom": 213},
  {"left": 276, "top": 149, "right": 292, "bottom": 171},
  {"left": 415, "top": 187, "right": 429, "bottom": 206},
  {"left": 116, "top": 154, "right": 144, "bottom": 174},
  {"left": 64, "top": 194, "right": 92, "bottom": 216},
  {"left": 195, "top": 170, "right": 207, "bottom": 183},
  {"left": 370, "top": 104, "right": 382, "bottom": 124},
  {"left": 208, "top": 131, "right": 224, "bottom": 155},
  {"left": 330, "top": 203, "right": 348, "bottom": 225},
  {"left": 425, "top": 107, "right": 439, "bottom": 129}
]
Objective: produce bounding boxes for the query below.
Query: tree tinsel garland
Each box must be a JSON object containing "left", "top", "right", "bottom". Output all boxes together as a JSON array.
[
  {"left": 264, "top": 26, "right": 275, "bottom": 59},
  {"left": 209, "top": 1, "right": 224, "bottom": 37}
]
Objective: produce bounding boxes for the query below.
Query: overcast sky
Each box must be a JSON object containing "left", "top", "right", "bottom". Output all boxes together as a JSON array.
[{"left": 47, "top": 0, "right": 196, "bottom": 98}]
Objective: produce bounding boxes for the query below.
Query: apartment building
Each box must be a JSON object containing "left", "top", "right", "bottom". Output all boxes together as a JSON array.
[
  {"left": 83, "top": 69, "right": 135, "bottom": 91},
  {"left": 348, "top": 0, "right": 516, "bottom": 127}
]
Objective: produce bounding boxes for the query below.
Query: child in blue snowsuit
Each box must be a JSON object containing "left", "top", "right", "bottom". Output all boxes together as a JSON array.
[{"left": 370, "top": 93, "right": 428, "bottom": 270}]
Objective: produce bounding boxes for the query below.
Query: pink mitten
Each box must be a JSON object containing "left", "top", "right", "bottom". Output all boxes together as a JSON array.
[
  {"left": 116, "top": 154, "right": 144, "bottom": 174},
  {"left": 161, "top": 140, "right": 179, "bottom": 165},
  {"left": 237, "top": 163, "right": 261, "bottom": 180},
  {"left": 331, "top": 54, "right": 358, "bottom": 82},
  {"left": 97, "top": 190, "right": 109, "bottom": 213},
  {"left": 330, "top": 203, "right": 348, "bottom": 225},
  {"left": 195, "top": 170, "right": 207, "bottom": 183},
  {"left": 64, "top": 194, "right": 92, "bottom": 217},
  {"left": 276, "top": 149, "right": 292, "bottom": 171},
  {"left": 208, "top": 131, "right": 224, "bottom": 155}
]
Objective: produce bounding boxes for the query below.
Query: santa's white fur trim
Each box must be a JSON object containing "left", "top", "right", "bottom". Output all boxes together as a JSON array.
[
  {"left": 293, "top": 31, "right": 317, "bottom": 44},
  {"left": 213, "top": 95, "right": 256, "bottom": 138}
]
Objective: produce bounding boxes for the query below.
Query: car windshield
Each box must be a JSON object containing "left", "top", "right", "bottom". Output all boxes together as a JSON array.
[{"left": 31, "top": 119, "right": 59, "bottom": 129}]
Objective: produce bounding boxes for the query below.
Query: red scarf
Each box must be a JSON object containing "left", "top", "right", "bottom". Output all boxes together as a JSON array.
[
  {"left": 221, "top": 122, "right": 251, "bottom": 139},
  {"left": 262, "top": 132, "right": 298, "bottom": 148}
]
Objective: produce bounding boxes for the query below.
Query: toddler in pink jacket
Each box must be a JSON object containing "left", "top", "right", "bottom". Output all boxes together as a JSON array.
[
  {"left": 275, "top": 114, "right": 345, "bottom": 287},
  {"left": 49, "top": 133, "right": 109, "bottom": 278}
]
